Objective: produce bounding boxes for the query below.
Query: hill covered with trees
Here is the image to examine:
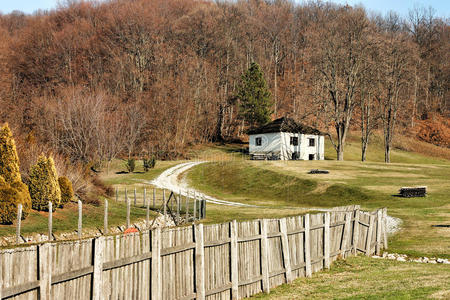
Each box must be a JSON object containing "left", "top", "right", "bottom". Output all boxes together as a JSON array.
[{"left": 0, "top": 0, "right": 448, "bottom": 164}]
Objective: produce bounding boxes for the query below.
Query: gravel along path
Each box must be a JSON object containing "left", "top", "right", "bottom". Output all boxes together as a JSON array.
[{"left": 149, "top": 161, "right": 402, "bottom": 234}]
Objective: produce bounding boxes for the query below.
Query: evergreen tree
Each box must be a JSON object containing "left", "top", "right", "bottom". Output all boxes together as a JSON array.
[
  {"left": 29, "top": 155, "right": 61, "bottom": 211},
  {"left": 0, "top": 124, "right": 21, "bottom": 184},
  {"left": 236, "top": 62, "right": 273, "bottom": 128},
  {"left": 58, "top": 176, "right": 74, "bottom": 207}
]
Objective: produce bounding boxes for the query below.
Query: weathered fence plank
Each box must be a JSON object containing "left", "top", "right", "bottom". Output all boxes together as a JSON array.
[{"left": 1, "top": 206, "right": 385, "bottom": 300}]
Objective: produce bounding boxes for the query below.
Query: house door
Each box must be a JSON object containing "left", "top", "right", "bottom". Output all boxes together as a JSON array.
[{"left": 308, "top": 154, "right": 315, "bottom": 160}]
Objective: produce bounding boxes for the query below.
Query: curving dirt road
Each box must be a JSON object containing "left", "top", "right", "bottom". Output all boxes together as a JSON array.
[{"left": 150, "top": 161, "right": 256, "bottom": 207}]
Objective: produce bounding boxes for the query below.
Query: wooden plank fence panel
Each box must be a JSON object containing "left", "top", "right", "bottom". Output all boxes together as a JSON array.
[
  {"left": 0, "top": 207, "right": 387, "bottom": 300},
  {"left": 237, "top": 220, "right": 262, "bottom": 298}
]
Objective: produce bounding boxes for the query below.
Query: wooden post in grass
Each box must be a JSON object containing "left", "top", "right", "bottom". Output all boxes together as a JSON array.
[
  {"left": 48, "top": 201, "right": 53, "bottom": 241},
  {"left": 304, "top": 214, "right": 312, "bottom": 277},
  {"left": 185, "top": 192, "right": 189, "bottom": 221},
  {"left": 16, "top": 204, "right": 22, "bottom": 244},
  {"left": 163, "top": 189, "right": 166, "bottom": 217},
  {"left": 78, "top": 200, "right": 82, "bottom": 239},
  {"left": 143, "top": 188, "right": 146, "bottom": 207},
  {"left": 134, "top": 187, "right": 137, "bottom": 206},
  {"left": 126, "top": 194, "right": 130, "bottom": 229},
  {"left": 383, "top": 208, "right": 388, "bottom": 249},
  {"left": 146, "top": 194, "right": 150, "bottom": 229},
  {"left": 115, "top": 187, "right": 118, "bottom": 202},
  {"left": 153, "top": 188, "right": 155, "bottom": 209},
  {"left": 193, "top": 193, "right": 197, "bottom": 220},
  {"left": 353, "top": 209, "right": 360, "bottom": 255},
  {"left": 104, "top": 200, "right": 108, "bottom": 235},
  {"left": 177, "top": 192, "right": 180, "bottom": 222},
  {"left": 376, "top": 209, "right": 382, "bottom": 255}
]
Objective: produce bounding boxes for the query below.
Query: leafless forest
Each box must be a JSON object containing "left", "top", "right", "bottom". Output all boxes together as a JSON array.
[{"left": 0, "top": 0, "right": 448, "bottom": 165}]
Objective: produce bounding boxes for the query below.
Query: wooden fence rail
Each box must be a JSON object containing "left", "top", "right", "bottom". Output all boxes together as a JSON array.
[{"left": 0, "top": 206, "right": 387, "bottom": 300}]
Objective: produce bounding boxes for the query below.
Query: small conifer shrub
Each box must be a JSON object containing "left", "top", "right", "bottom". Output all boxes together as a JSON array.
[
  {"left": 125, "top": 158, "right": 135, "bottom": 173},
  {"left": 58, "top": 176, "right": 74, "bottom": 207},
  {"left": 0, "top": 124, "right": 21, "bottom": 184},
  {"left": 142, "top": 156, "right": 156, "bottom": 172},
  {"left": 0, "top": 124, "right": 32, "bottom": 223},
  {"left": 28, "top": 155, "right": 61, "bottom": 211}
]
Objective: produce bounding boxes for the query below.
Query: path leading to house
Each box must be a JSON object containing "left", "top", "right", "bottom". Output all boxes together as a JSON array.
[
  {"left": 150, "top": 161, "right": 257, "bottom": 207},
  {"left": 149, "top": 161, "right": 401, "bottom": 233}
]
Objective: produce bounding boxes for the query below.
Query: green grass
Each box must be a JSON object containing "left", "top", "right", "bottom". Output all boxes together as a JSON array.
[
  {"left": 251, "top": 256, "right": 450, "bottom": 299},
  {"left": 186, "top": 138, "right": 450, "bottom": 259},
  {"left": 0, "top": 159, "right": 175, "bottom": 242}
]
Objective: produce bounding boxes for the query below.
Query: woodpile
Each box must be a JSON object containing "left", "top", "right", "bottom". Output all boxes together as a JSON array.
[{"left": 399, "top": 186, "right": 427, "bottom": 197}]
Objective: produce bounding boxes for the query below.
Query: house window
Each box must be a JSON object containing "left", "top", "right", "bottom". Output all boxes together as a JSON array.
[
  {"left": 290, "top": 136, "right": 298, "bottom": 146},
  {"left": 309, "top": 154, "right": 315, "bottom": 160},
  {"left": 308, "top": 138, "right": 315, "bottom": 147},
  {"left": 255, "top": 137, "right": 262, "bottom": 146}
]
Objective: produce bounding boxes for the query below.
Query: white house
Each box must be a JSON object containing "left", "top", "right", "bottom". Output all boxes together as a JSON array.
[{"left": 248, "top": 117, "right": 325, "bottom": 160}]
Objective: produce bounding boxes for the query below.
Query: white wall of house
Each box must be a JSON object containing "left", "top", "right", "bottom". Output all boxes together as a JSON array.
[
  {"left": 249, "top": 132, "right": 282, "bottom": 156},
  {"left": 249, "top": 132, "right": 324, "bottom": 160}
]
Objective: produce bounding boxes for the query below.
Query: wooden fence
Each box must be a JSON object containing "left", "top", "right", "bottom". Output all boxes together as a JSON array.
[{"left": 0, "top": 206, "right": 387, "bottom": 300}]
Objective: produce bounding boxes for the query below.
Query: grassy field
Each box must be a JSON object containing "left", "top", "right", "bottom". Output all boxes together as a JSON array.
[
  {"left": 251, "top": 256, "right": 450, "bottom": 299},
  {"left": 186, "top": 135, "right": 450, "bottom": 259}
]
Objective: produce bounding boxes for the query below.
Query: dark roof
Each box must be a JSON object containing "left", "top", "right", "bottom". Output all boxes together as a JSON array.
[{"left": 248, "top": 117, "right": 323, "bottom": 135}]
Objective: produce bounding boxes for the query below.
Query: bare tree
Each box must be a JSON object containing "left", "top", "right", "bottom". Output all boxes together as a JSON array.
[{"left": 310, "top": 7, "right": 370, "bottom": 161}]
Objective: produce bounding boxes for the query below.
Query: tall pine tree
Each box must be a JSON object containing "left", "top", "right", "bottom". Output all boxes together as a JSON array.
[{"left": 237, "top": 62, "right": 273, "bottom": 128}]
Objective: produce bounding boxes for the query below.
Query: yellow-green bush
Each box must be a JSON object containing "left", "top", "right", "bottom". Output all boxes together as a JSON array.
[
  {"left": 0, "top": 125, "right": 32, "bottom": 224},
  {"left": 0, "top": 124, "right": 21, "bottom": 185},
  {"left": 58, "top": 176, "right": 74, "bottom": 207},
  {"left": 28, "top": 155, "right": 61, "bottom": 211}
]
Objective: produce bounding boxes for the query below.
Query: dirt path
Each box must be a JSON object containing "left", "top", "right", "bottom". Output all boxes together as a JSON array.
[{"left": 150, "top": 161, "right": 256, "bottom": 207}]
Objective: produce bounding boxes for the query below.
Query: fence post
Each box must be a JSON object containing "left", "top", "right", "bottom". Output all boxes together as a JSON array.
[
  {"left": 146, "top": 195, "right": 150, "bottom": 229},
  {"left": 260, "top": 219, "right": 270, "bottom": 293},
  {"left": 279, "top": 218, "right": 293, "bottom": 283},
  {"left": 193, "top": 194, "right": 197, "bottom": 220},
  {"left": 48, "top": 202, "right": 53, "bottom": 241},
  {"left": 352, "top": 209, "right": 360, "bottom": 255},
  {"left": 365, "top": 214, "right": 375, "bottom": 256},
  {"left": 115, "top": 187, "right": 118, "bottom": 202},
  {"left": 125, "top": 187, "right": 128, "bottom": 203},
  {"left": 92, "top": 237, "right": 105, "bottom": 300},
  {"left": 383, "top": 207, "right": 388, "bottom": 249},
  {"left": 195, "top": 224, "right": 205, "bottom": 299},
  {"left": 151, "top": 228, "right": 162, "bottom": 300},
  {"left": 376, "top": 209, "right": 382, "bottom": 255},
  {"left": 16, "top": 204, "right": 22, "bottom": 244},
  {"left": 143, "top": 188, "right": 146, "bottom": 208},
  {"left": 230, "top": 220, "right": 239, "bottom": 300},
  {"left": 78, "top": 200, "right": 82, "bottom": 239},
  {"left": 163, "top": 189, "right": 166, "bottom": 218},
  {"left": 185, "top": 193, "right": 189, "bottom": 221},
  {"left": 126, "top": 194, "right": 130, "bottom": 229},
  {"left": 104, "top": 200, "right": 108, "bottom": 235},
  {"left": 134, "top": 187, "right": 137, "bottom": 206},
  {"left": 343, "top": 211, "right": 352, "bottom": 256},
  {"left": 304, "top": 214, "right": 312, "bottom": 277},
  {"left": 177, "top": 192, "right": 180, "bottom": 222},
  {"left": 39, "top": 243, "right": 52, "bottom": 300},
  {"left": 324, "top": 212, "right": 331, "bottom": 269},
  {"left": 153, "top": 188, "right": 155, "bottom": 209}
]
